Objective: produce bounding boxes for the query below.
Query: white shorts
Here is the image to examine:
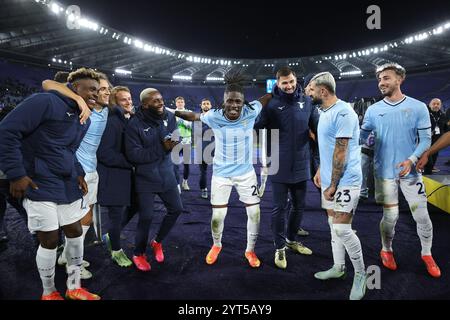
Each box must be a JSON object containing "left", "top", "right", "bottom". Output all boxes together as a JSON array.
[
  {"left": 210, "top": 170, "right": 260, "bottom": 206},
  {"left": 23, "top": 198, "right": 86, "bottom": 233},
  {"left": 82, "top": 171, "right": 99, "bottom": 210},
  {"left": 321, "top": 186, "right": 360, "bottom": 213},
  {"left": 375, "top": 175, "right": 427, "bottom": 205}
]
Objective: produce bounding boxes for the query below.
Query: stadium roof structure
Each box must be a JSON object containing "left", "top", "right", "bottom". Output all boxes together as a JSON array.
[{"left": 1, "top": 0, "right": 450, "bottom": 84}]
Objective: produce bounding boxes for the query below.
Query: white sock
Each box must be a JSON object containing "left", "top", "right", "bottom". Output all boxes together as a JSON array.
[
  {"left": 333, "top": 224, "right": 365, "bottom": 274},
  {"left": 411, "top": 203, "right": 433, "bottom": 256},
  {"left": 65, "top": 236, "right": 83, "bottom": 290},
  {"left": 328, "top": 216, "right": 345, "bottom": 268},
  {"left": 36, "top": 246, "right": 57, "bottom": 295},
  {"left": 81, "top": 225, "right": 90, "bottom": 243},
  {"left": 211, "top": 207, "right": 227, "bottom": 247},
  {"left": 245, "top": 205, "right": 260, "bottom": 252},
  {"left": 380, "top": 206, "right": 399, "bottom": 252}
]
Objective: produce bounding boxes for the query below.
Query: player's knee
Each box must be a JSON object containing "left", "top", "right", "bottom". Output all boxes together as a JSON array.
[
  {"left": 246, "top": 205, "right": 260, "bottom": 224},
  {"left": 63, "top": 222, "right": 82, "bottom": 238},
  {"left": 411, "top": 202, "right": 431, "bottom": 224},
  {"left": 38, "top": 231, "right": 59, "bottom": 249},
  {"left": 332, "top": 223, "right": 352, "bottom": 238},
  {"left": 382, "top": 206, "right": 399, "bottom": 224}
]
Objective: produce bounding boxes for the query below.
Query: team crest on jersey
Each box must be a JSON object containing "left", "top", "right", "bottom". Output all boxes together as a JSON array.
[
  {"left": 163, "top": 120, "right": 168, "bottom": 127},
  {"left": 298, "top": 102, "right": 304, "bottom": 109},
  {"left": 402, "top": 108, "right": 412, "bottom": 118}
]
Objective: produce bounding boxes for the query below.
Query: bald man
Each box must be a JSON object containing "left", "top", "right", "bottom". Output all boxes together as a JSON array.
[
  {"left": 124, "top": 88, "right": 183, "bottom": 272},
  {"left": 423, "top": 98, "right": 448, "bottom": 174}
]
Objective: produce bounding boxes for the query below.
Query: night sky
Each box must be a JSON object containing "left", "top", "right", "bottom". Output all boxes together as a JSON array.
[{"left": 58, "top": 0, "right": 450, "bottom": 59}]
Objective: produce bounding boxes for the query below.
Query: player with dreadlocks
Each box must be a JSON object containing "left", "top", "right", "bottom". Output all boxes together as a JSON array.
[{"left": 173, "top": 73, "right": 272, "bottom": 268}]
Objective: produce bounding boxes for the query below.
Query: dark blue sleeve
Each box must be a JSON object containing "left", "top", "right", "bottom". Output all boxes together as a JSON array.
[
  {"left": 309, "top": 104, "right": 320, "bottom": 134},
  {"left": 254, "top": 105, "right": 270, "bottom": 129},
  {"left": 97, "top": 118, "right": 133, "bottom": 169},
  {"left": 124, "top": 121, "right": 160, "bottom": 165},
  {"left": 0, "top": 95, "right": 50, "bottom": 180}
]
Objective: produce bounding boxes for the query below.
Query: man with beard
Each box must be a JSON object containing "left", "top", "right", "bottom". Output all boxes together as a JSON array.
[
  {"left": 173, "top": 73, "right": 272, "bottom": 268},
  {"left": 254, "top": 67, "right": 317, "bottom": 270},
  {"left": 423, "top": 98, "right": 447, "bottom": 174},
  {"left": 361, "top": 63, "right": 440, "bottom": 278},
  {"left": 125, "top": 88, "right": 182, "bottom": 272},
  {"left": 194, "top": 98, "right": 214, "bottom": 199},
  {"left": 0, "top": 67, "right": 100, "bottom": 300},
  {"left": 309, "top": 72, "right": 366, "bottom": 300}
]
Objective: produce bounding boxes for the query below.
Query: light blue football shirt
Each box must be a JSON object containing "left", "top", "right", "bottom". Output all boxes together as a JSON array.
[
  {"left": 200, "top": 101, "right": 262, "bottom": 178},
  {"left": 317, "top": 100, "right": 362, "bottom": 188},
  {"left": 361, "top": 96, "right": 431, "bottom": 179},
  {"left": 76, "top": 107, "right": 109, "bottom": 173}
]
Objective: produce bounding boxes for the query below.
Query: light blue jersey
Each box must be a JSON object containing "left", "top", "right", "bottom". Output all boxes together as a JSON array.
[
  {"left": 200, "top": 101, "right": 262, "bottom": 177},
  {"left": 361, "top": 96, "right": 431, "bottom": 179},
  {"left": 317, "top": 100, "right": 362, "bottom": 188},
  {"left": 76, "top": 107, "right": 109, "bottom": 173}
]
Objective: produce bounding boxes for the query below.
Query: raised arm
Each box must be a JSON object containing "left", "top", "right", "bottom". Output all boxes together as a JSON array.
[
  {"left": 174, "top": 110, "right": 200, "bottom": 121},
  {"left": 323, "top": 138, "right": 349, "bottom": 200},
  {"left": 42, "top": 80, "right": 91, "bottom": 124},
  {"left": 257, "top": 93, "right": 273, "bottom": 108}
]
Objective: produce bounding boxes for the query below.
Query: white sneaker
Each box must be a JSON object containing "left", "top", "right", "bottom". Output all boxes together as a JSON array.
[
  {"left": 65, "top": 264, "right": 92, "bottom": 279},
  {"left": 182, "top": 179, "right": 190, "bottom": 191},
  {"left": 58, "top": 252, "right": 90, "bottom": 268},
  {"left": 80, "top": 265, "right": 93, "bottom": 279}
]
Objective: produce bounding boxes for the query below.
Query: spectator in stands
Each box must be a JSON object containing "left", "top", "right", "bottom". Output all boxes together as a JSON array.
[
  {"left": 125, "top": 88, "right": 183, "bottom": 272},
  {"left": 254, "top": 66, "right": 318, "bottom": 269},
  {"left": 424, "top": 98, "right": 448, "bottom": 174},
  {"left": 0, "top": 67, "right": 101, "bottom": 300},
  {"left": 173, "top": 96, "right": 193, "bottom": 191}
]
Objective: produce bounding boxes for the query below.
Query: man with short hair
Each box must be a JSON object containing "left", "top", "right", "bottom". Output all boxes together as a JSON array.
[
  {"left": 255, "top": 67, "right": 318, "bottom": 269},
  {"left": 194, "top": 98, "right": 214, "bottom": 199},
  {"left": 174, "top": 96, "right": 192, "bottom": 191},
  {"left": 0, "top": 67, "right": 101, "bottom": 300},
  {"left": 361, "top": 63, "right": 440, "bottom": 278},
  {"left": 42, "top": 72, "right": 111, "bottom": 279},
  {"left": 110, "top": 86, "right": 134, "bottom": 119},
  {"left": 310, "top": 71, "right": 367, "bottom": 300}
]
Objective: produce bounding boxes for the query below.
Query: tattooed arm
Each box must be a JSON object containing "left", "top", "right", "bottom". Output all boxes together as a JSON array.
[{"left": 323, "top": 138, "right": 349, "bottom": 201}]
